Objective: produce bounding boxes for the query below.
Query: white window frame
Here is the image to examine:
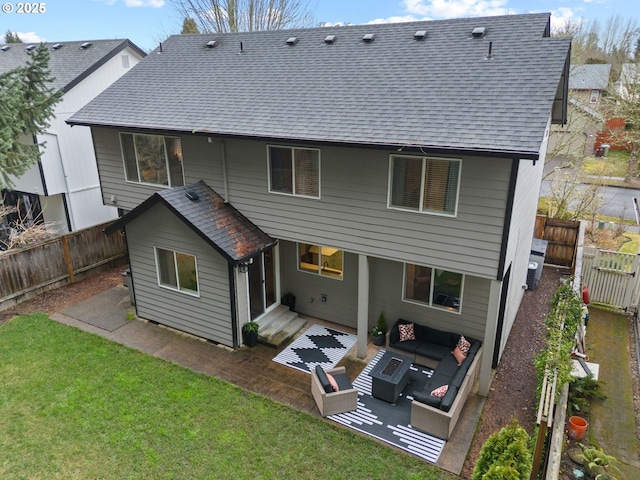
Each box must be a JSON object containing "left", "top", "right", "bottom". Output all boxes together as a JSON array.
[
  {"left": 267, "top": 145, "right": 321, "bottom": 199},
  {"left": 120, "top": 132, "right": 185, "bottom": 188},
  {"left": 402, "top": 263, "right": 464, "bottom": 314},
  {"left": 387, "top": 155, "right": 461, "bottom": 217},
  {"left": 589, "top": 89, "right": 599, "bottom": 103},
  {"left": 297, "top": 243, "right": 344, "bottom": 281},
  {"left": 154, "top": 247, "right": 200, "bottom": 297}
]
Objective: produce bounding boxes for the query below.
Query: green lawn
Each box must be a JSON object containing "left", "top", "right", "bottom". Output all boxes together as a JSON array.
[
  {"left": 0, "top": 314, "right": 452, "bottom": 480},
  {"left": 582, "top": 150, "right": 631, "bottom": 177}
]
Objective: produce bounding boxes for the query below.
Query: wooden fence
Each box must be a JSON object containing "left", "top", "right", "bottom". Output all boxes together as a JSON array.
[
  {"left": 534, "top": 215, "right": 581, "bottom": 268},
  {"left": 0, "top": 221, "right": 127, "bottom": 311}
]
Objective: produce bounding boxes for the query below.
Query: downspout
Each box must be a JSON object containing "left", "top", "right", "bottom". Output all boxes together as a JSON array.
[
  {"left": 228, "top": 263, "right": 239, "bottom": 348},
  {"left": 220, "top": 140, "right": 230, "bottom": 202},
  {"left": 496, "top": 157, "right": 519, "bottom": 280}
]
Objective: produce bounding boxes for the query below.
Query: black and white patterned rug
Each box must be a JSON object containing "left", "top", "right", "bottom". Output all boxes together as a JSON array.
[
  {"left": 272, "top": 324, "right": 358, "bottom": 374},
  {"left": 328, "top": 349, "right": 446, "bottom": 464}
]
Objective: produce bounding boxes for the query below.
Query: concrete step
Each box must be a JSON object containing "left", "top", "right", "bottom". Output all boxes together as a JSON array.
[{"left": 257, "top": 306, "right": 306, "bottom": 348}]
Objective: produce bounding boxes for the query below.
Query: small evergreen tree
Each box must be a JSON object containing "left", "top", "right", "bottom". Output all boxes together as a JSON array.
[
  {"left": 181, "top": 17, "right": 200, "bottom": 34},
  {"left": 0, "top": 44, "right": 62, "bottom": 188},
  {"left": 473, "top": 419, "right": 532, "bottom": 480},
  {"left": 4, "top": 30, "right": 23, "bottom": 43}
]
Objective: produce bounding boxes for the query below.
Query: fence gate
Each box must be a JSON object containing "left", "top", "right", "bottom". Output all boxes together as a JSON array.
[{"left": 582, "top": 246, "right": 640, "bottom": 311}]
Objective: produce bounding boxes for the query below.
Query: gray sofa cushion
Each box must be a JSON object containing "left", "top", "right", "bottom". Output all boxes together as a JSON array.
[
  {"left": 334, "top": 373, "right": 353, "bottom": 391},
  {"left": 415, "top": 342, "right": 450, "bottom": 361},
  {"left": 315, "top": 366, "right": 333, "bottom": 394},
  {"left": 435, "top": 354, "right": 460, "bottom": 378},
  {"left": 440, "top": 385, "right": 459, "bottom": 412}
]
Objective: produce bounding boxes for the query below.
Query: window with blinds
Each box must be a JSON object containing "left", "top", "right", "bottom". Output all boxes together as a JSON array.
[
  {"left": 388, "top": 155, "right": 460, "bottom": 216},
  {"left": 268, "top": 146, "right": 320, "bottom": 198}
]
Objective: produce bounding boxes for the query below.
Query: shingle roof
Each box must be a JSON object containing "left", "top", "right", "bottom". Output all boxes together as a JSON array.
[
  {"left": 105, "top": 181, "right": 276, "bottom": 263},
  {"left": 0, "top": 39, "right": 146, "bottom": 92},
  {"left": 69, "top": 13, "right": 570, "bottom": 158},
  {"left": 568, "top": 64, "right": 611, "bottom": 90}
]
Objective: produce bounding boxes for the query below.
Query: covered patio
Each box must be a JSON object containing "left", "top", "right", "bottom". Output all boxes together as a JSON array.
[{"left": 51, "top": 286, "right": 484, "bottom": 476}]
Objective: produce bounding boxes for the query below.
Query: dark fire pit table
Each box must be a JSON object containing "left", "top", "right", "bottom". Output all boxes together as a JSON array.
[{"left": 369, "top": 351, "right": 413, "bottom": 404}]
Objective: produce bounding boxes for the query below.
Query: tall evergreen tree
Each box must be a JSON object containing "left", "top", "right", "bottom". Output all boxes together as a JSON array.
[
  {"left": 181, "top": 17, "right": 200, "bottom": 34},
  {"left": 0, "top": 44, "right": 62, "bottom": 188},
  {"left": 4, "top": 30, "right": 22, "bottom": 43}
]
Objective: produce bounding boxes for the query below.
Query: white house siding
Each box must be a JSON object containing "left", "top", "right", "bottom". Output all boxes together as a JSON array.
[
  {"left": 125, "top": 202, "right": 234, "bottom": 346},
  {"left": 11, "top": 47, "right": 143, "bottom": 231}
]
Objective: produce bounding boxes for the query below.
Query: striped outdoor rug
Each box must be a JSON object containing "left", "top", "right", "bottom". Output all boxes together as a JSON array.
[
  {"left": 328, "top": 349, "right": 446, "bottom": 464},
  {"left": 272, "top": 324, "right": 358, "bottom": 374}
]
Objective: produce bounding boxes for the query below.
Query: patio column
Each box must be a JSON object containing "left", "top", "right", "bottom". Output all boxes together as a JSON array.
[
  {"left": 479, "top": 278, "right": 502, "bottom": 396},
  {"left": 356, "top": 254, "right": 369, "bottom": 359}
]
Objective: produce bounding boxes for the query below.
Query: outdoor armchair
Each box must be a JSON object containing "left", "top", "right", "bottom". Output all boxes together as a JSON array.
[{"left": 311, "top": 366, "right": 358, "bottom": 417}]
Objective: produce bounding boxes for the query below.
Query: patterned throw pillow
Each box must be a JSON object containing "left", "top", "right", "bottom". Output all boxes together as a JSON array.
[
  {"left": 457, "top": 335, "right": 471, "bottom": 354},
  {"left": 398, "top": 323, "right": 415, "bottom": 342},
  {"left": 431, "top": 384, "right": 448, "bottom": 398}
]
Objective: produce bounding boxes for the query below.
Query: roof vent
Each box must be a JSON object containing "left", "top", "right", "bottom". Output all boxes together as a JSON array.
[
  {"left": 51, "top": 43, "right": 63, "bottom": 50},
  {"left": 362, "top": 33, "right": 375, "bottom": 43},
  {"left": 1, "top": 45, "right": 10, "bottom": 52},
  {"left": 414, "top": 30, "right": 427, "bottom": 40},
  {"left": 206, "top": 40, "right": 217, "bottom": 48},
  {"left": 80, "top": 42, "right": 92, "bottom": 49},
  {"left": 286, "top": 37, "right": 298, "bottom": 45},
  {"left": 185, "top": 191, "right": 200, "bottom": 202},
  {"left": 324, "top": 35, "right": 336, "bottom": 44},
  {"left": 472, "top": 27, "right": 486, "bottom": 38},
  {"left": 25, "top": 45, "right": 36, "bottom": 51}
]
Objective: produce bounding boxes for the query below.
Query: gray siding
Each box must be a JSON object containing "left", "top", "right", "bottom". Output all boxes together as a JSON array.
[
  {"left": 126, "top": 203, "right": 233, "bottom": 346},
  {"left": 93, "top": 127, "right": 511, "bottom": 278},
  {"left": 369, "top": 258, "right": 489, "bottom": 341}
]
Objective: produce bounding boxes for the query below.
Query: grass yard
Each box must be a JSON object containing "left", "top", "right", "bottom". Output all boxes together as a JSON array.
[
  {"left": 0, "top": 314, "right": 452, "bottom": 480},
  {"left": 582, "top": 150, "right": 630, "bottom": 177}
]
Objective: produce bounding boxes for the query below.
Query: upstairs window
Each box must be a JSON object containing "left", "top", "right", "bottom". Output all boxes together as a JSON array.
[
  {"left": 404, "top": 263, "right": 463, "bottom": 313},
  {"left": 298, "top": 243, "right": 343, "bottom": 280},
  {"left": 589, "top": 89, "right": 599, "bottom": 103},
  {"left": 121, "top": 133, "right": 184, "bottom": 187},
  {"left": 268, "top": 146, "right": 320, "bottom": 198},
  {"left": 155, "top": 247, "right": 199, "bottom": 296},
  {"left": 388, "top": 155, "right": 460, "bottom": 216}
]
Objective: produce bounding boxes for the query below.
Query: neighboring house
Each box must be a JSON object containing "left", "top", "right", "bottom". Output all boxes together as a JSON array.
[
  {"left": 617, "top": 63, "right": 639, "bottom": 97},
  {"left": 68, "top": 13, "right": 570, "bottom": 397},
  {"left": 548, "top": 64, "right": 611, "bottom": 159},
  {"left": 0, "top": 39, "right": 145, "bottom": 233}
]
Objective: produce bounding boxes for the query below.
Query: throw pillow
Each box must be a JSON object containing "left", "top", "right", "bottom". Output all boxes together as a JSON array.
[
  {"left": 326, "top": 373, "right": 340, "bottom": 392},
  {"left": 398, "top": 322, "right": 415, "bottom": 342},
  {"left": 452, "top": 346, "right": 466, "bottom": 365},
  {"left": 457, "top": 335, "right": 471, "bottom": 354},
  {"left": 431, "top": 384, "right": 448, "bottom": 398}
]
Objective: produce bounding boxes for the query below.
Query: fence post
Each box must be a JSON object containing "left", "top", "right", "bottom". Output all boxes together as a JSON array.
[{"left": 61, "top": 235, "right": 75, "bottom": 283}]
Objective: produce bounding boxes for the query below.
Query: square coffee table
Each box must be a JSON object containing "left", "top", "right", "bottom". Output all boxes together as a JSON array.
[{"left": 369, "top": 351, "right": 413, "bottom": 404}]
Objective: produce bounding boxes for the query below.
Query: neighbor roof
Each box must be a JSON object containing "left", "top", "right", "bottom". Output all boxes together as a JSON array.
[
  {"left": 0, "top": 39, "right": 146, "bottom": 92},
  {"left": 69, "top": 13, "right": 571, "bottom": 159},
  {"left": 568, "top": 64, "right": 611, "bottom": 90},
  {"left": 105, "top": 181, "right": 276, "bottom": 264}
]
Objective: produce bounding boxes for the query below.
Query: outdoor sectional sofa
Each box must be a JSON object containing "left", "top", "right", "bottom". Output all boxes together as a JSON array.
[{"left": 385, "top": 319, "right": 483, "bottom": 439}]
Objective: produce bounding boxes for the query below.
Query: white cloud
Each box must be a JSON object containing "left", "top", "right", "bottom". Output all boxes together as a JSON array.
[
  {"left": 124, "top": 0, "right": 164, "bottom": 7},
  {"left": 402, "top": 0, "right": 509, "bottom": 18},
  {"left": 367, "top": 15, "right": 426, "bottom": 25},
  {"left": 17, "top": 32, "right": 46, "bottom": 43},
  {"left": 550, "top": 7, "right": 577, "bottom": 31}
]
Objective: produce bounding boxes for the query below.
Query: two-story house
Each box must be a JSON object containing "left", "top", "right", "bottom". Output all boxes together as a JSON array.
[
  {"left": 68, "top": 13, "right": 570, "bottom": 397},
  {"left": 548, "top": 63, "right": 611, "bottom": 159},
  {"left": 0, "top": 39, "right": 145, "bottom": 233}
]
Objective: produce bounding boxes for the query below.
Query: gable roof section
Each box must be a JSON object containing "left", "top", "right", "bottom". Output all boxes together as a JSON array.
[
  {"left": 105, "top": 181, "right": 276, "bottom": 264},
  {"left": 69, "top": 13, "right": 571, "bottom": 159},
  {"left": 569, "top": 64, "right": 611, "bottom": 90},
  {"left": 0, "top": 39, "right": 146, "bottom": 92}
]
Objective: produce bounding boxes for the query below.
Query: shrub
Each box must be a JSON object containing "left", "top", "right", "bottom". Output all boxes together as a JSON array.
[
  {"left": 472, "top": 419, "right": 532, "bottom": 480},
  {"left": 568, "top": 374, "right": 607, "bottom": 415}
]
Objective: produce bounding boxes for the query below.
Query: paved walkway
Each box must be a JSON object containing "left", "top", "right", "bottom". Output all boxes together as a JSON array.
[{"left": 50, "top": 285, "right": 482, "bottom": 476}]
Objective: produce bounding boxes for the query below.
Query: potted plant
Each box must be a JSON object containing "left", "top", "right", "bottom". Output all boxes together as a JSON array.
[
  {"left": 371, "top": 311, "right": 387, "bottom": 346},
  {"left": 242, "top": 321, "right": 259, "bottom": 347},
  {"left": 281, "top": 292, "right": 296, "bottom": 311}
]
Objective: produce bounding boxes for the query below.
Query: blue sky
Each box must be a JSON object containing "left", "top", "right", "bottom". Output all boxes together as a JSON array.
[{"left": 0, "top": 0, "right": 637, "bottom": 52}]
